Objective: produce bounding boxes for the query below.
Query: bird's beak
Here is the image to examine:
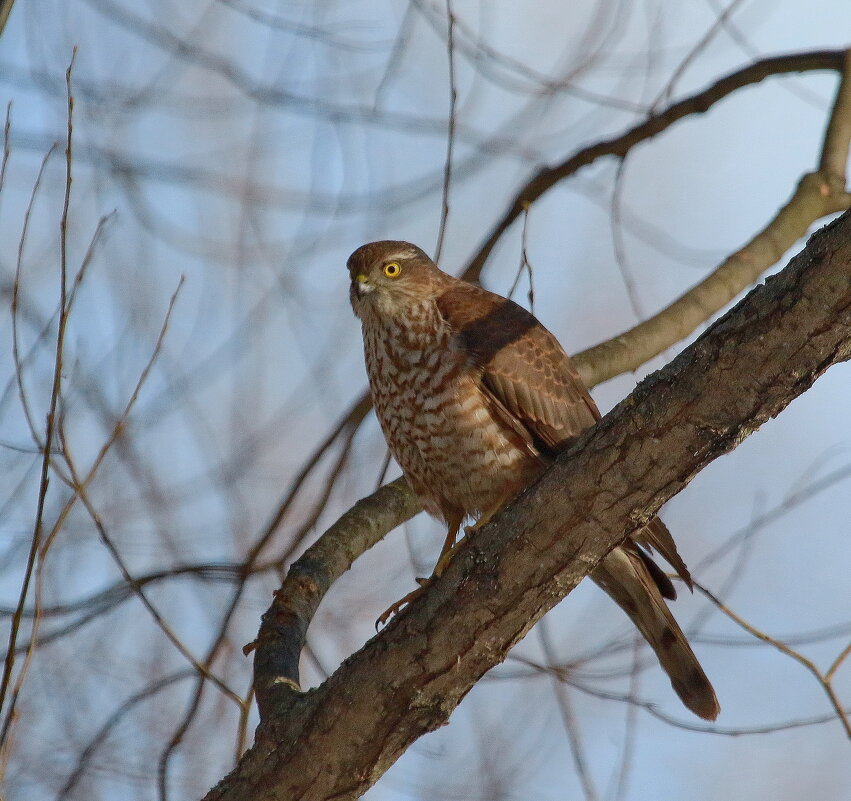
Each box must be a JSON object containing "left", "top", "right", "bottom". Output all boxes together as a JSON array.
[{"left": 351, "top": 273, "right": 373, "bottom": 299}]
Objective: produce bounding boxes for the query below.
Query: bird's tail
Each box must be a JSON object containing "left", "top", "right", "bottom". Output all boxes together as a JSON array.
[{"left": 591, "top": 543, "right": 719, "bottom": 721}]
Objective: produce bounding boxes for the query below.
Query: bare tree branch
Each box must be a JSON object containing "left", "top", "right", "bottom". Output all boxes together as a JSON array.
[
  {"left": 433, "top": 0, "right": 457, "bottom": 263},
  {"left": 694, "top": 580, "right": 851, "bottom": 738},
  {"left": 0, "top": 54, "right": 75, "bottom": 751},
  {"left": 249, "top": 476, "right": 416, "bottom": 706}
]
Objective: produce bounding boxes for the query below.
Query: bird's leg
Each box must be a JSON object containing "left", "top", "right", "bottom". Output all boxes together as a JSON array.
[
  {"left": 376, "top": 585, "right": 424, "bottom": 628},
  {"left": 376, "top": 516, "right": 463, "bottom": 628},
  {"left": 463, "top": 504, "right": 501, "bottom": 536},
  {"left": 432, "top": 505, "right": 501, "bottom": 576},
  {"left": 431, "top": 518, "right": 462, "bottom": 578}
]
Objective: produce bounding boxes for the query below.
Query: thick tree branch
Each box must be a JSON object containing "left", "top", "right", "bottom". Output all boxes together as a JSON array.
[{"left": 206, "top": 208, "right": 851, "bottom": 800}]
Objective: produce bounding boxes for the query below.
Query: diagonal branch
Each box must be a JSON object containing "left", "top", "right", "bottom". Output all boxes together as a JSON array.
[{"left": 206, "top": 207, "right": 851, "bottom": 801}]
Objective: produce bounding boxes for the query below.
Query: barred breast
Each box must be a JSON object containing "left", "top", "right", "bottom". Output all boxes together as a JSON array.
[{"left": 362, "top": 306, "right": 543, "bottom": 525}]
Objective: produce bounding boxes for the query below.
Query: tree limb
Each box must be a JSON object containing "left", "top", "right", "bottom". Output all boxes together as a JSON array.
[
  {"left": 249, "top": 476, "right": 417, "bottom": 707},
  {"left": 205, "top": 207, "right": 851, "bottom": 800}
]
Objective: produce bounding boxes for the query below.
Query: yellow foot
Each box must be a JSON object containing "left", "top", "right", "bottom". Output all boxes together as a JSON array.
[
  {"left": 464, "top": 506, "right": 500, "bottom": 536},
  {"left": 433, "top": 537, "right": 465, "bottom": 577},
  {"left": 376, "top": 577, "right": 432, "bottom": 628}
]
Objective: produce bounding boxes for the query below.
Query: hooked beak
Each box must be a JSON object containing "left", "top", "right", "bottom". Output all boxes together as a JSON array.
[{"left": 351, "top": 273, "right": 373, "bottom": 299}]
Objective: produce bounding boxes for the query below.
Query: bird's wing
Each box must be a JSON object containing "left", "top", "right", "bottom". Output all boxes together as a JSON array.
[
  {"left": 635, "top": 517, "right": 693, "bottom": 591},
  {"left": 436, "top": 282, "right": 692, "bottom": 589},
  {"left": 436, "top": 283, "right": 599, "bottom": 453}
]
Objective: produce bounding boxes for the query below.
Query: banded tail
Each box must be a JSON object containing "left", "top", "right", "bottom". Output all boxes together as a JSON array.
[{"left": 591, "top": 541, "right": 719, "bottom": 721}]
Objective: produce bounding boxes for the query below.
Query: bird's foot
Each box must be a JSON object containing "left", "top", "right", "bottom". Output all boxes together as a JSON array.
[
  {"left": 433, "top": 510, "right": 499, "bottom": 576},
  {"left": 376, "top": 576, "right": 432, "bottom": 628}
]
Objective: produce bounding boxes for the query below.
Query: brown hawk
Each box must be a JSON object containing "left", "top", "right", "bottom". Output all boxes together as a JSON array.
[{"left": 348, "top": 240, "right": 719, "bottom": 721}]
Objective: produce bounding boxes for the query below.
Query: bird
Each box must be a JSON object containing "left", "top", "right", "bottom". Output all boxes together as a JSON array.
[{"left": 347, "top": 239, "right": 719, "bottom": 721}]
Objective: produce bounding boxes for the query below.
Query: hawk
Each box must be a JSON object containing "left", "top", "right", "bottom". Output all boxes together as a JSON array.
[{"left": 348, "top": 240, "right": 719, "bottom": 720}]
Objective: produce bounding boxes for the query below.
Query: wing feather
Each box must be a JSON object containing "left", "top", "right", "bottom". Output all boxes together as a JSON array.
[{"left": 436, "top": 284, "right": 597, "bottom": 454}]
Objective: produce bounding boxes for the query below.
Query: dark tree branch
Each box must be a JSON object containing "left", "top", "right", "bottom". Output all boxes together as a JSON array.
[
  {"left": 250, "top": 476, "right": 416, "bottom": 708},
  {"left": 205, "top": 208, "right": 851, "bottom": 800}
]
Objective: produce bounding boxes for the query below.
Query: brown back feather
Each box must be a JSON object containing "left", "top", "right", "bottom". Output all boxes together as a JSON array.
[{"left": 436, "top": 284, "right": 598, "bottom": 450}]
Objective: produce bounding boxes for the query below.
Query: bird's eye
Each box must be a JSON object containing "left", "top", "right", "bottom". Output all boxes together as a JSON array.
[{"left": 383, "top": 262, "right": 401, "bottom": 278}]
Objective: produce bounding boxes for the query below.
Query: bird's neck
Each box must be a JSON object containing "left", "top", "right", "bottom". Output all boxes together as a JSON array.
[{"left": 362, "top": 299, "right": 451, "bottom": 367}]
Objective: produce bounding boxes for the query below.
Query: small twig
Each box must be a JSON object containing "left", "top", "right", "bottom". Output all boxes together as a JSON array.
[
  {"left": 652, "top": 0, "right": 747, "bottom": 110},
  {"left": 539, "top": 620, "right": 600, "bottom": 801},
  {"left": 11, "top": 144, "right": 59, "bottom": 446},
  {"left": 374, "top": 447, "right": 393, "bottom": 491},
  {"left": 0, "top": 100, "right": 11, "bottom": 194},
  {"left": 686, "top": 491, "right": 764, "bottom": 634},
  {"left": 0, "top": 52, "right": 76, "bottom": 752},
  {"left": 609, "top": 159, "right": 645, "bottom": 322},
  {"left": 695, "top": 462, "right": 851, "bottom": 573},
  {"left": 694, "top": 580, "right": 851, "bottom": 740},
  {"left": 373, "top": 4, "right": 415, "bottom": 110},
  {"left": 609, "top": 636, "right": 641, "bottom": 801},
  {"left": 411, "top": 0, "right": 642, "bottom": 110},
  {"left": 434, "top": 0, "right": 457, "bottom": 264},
  {"left": 506, "top": 203, "right": 536, "bottom": 315},
  {"left": 57, "top": 670, "right": 196, "bottom": 801},
  {"left": 827, "top": 641, "right": 851, "bottom": 682}
]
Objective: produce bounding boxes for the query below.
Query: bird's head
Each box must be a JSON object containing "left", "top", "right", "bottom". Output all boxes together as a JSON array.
[{"left": 347, "top": 240, "right": 448, "bottom": 320}]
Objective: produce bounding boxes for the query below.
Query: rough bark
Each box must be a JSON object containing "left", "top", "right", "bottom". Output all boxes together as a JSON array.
[{"left": 205, "top": 210, "right": 851, "bottom": 801}]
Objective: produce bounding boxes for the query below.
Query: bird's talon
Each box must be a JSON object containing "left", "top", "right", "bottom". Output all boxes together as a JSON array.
[{"left": 375, "top": 580, "right": 432, "bottom": 628}]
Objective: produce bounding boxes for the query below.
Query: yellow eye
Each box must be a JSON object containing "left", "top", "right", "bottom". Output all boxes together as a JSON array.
[{"left": 383, "top": 262, "right": 401, "bottom": 278}]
